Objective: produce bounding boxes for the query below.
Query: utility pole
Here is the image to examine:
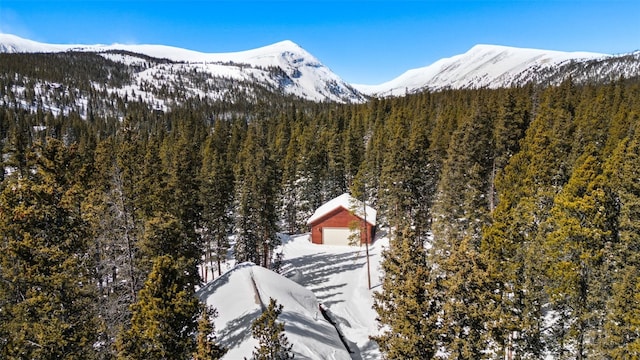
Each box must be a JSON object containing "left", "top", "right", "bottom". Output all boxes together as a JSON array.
[{"left": 362, "top": 190, "right": 371, "bottom": 290}]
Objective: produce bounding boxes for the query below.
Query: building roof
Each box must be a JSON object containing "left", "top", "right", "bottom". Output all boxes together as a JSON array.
[{"left": 306, "top": 193, "right": 377, "bottom": 226}]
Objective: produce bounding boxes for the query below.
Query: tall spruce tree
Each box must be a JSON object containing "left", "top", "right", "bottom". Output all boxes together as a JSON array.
[
  {"left": 161, "top": 124, "right": 204, "bottom": 286},
  {"left": 430, "top": 106, "right": 495, "bottom": 355},
  {"left": 378, "top": 107, "right": 412, "bottom": 229},
  {"left": 542, "top": 151, "right": 618, "bottom": 359},
  {"left": 235, "top": 123, "right": 279, "bottom": 267},
  {"left": 116, "top": 255, "right": 200, "bottom": 360},
  {"left": 279, "top": 123, "right": 303, "bottom": 234},
  {"left": 601, "top": 134, "right": 640, "bottom": 358},
  {"left": 372, "top": 227, "right": 440, "bottom": 359},
  {"left": 291, "top": 120, "right": 327, "bottom": 225},
  {"left": 84, "top": 137, "right": 144, "bottom": 357},
  {"left": 482, "top": 83, "right": 580, "bottom": 358},
  {"left": 0, "top": 138, "right": 99, "bottom": 359},
  {"left": 200, "top": 120, "right": 234, "bottom": 279}
]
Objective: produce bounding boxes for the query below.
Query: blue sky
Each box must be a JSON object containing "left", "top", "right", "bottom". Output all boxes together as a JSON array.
[{"left": 1, "top": 0, "right": 639, "bottom": 84}]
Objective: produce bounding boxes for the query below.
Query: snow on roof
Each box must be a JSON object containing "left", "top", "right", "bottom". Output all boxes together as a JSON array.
[
  {"left": 197, "top": 263, "right": 350, "bottom": 360},
  {"left": 306, "top": 193, "right": 376, "bottom": 226}
]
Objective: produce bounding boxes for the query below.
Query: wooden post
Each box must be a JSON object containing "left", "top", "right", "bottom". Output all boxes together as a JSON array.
[{"left": 362, "top": 191, "right": 371, "bottom": 290}]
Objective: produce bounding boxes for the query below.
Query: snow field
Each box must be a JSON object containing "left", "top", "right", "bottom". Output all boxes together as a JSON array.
[
  {"left": 280, "top": 234, "right": 386, "bottom": 360},
  {"left": 197, "top": 234, "right": 387, "bottom": 359}
]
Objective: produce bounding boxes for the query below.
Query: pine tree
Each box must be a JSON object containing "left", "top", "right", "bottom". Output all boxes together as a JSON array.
[
  {"left": 601, "top": 134, "right": 640, "bottom": 358},
  {"left": 493, "top": 88, "right": 531, "bottom": 171},
  {"left": 406, "top": 114, "right": 439, "bottom": 239},
  {"left": 604, "top": 268, "right": 640, "bottom": 358},
  {"left": 325, "top": 128, "right": 348, "bottom": 198},
  {"left": 432, "top": 106, "right": 494, "bottom": 243},
  {"left": 378, "top": 107, "right": 412, "bottom": 229},
  {"left": 152, "top": 123, "right": 204, "bottom": 287},
  {"left": 3, "top": 112, "right": 32, "bottom": 178},
  {"left": 166, "top": 121, "right": 203, "bottom": 242},
  {"left": 249, "top": 298, "right": 294, "bottom": 360},
  {"left": 438, "top": 235, "right": 491, "bottom": 359},
  {"left": 116, "top": 255, "right": 200, "bottom": 360},
  {"left": 0, "top": 138, "right": 99, "bottom": 359},
  {"left": 138, "top": 213, "right": 190, "bottom": 267},
  {"left": 200, "top": 120, "right": 234, "bottom": 279},
  {"left": 429, "top": 105, "right": 495, "bottom": 358},
  {"left": 84, "top": 137, "right": 143, "bottom": 357},
  {"left": 290, "top": 120, "right": 327, "bottom": 226},
  {"left": 342, "top": 109, "right": 364, "bottom": 189},
  {"left": 235, "top": 123, "right": 279, "bottom": 267},
  {"left": 372, "top": 227, "right": 440, "bottom": 359},
  {"left": 542, "top": 151, "right": 618, "bottom": 359},
  {"left": 137, "top": 136, "right": 169, "bottom": 219},
  {"left": 193, "top": 305, "right": 227, "bottom": 360},
  {"left": 481, "top": 84, "right": 580, "bottom": 358},
  {"left": 279, "top": 123, "right": 302, "bottom": 234}
]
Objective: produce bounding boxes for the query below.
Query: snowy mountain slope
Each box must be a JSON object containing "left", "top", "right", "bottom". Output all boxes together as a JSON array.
[
  {"left": 0, "top": 33, "right": 81, "bottom": 53},
  {"left": 0, "top": 33, "right": 365, "bottom": 103},
  {"left": 3, "top": 33, "right": 639, "bottom": 106},
  {"left": 353, "top": 44, "right": 610, "bottom": 96},
  {"left": 197, "top": 262, "right": 352, "bottom": 360}
]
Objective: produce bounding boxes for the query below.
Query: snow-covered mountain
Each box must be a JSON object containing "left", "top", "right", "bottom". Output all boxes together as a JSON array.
[
  {"left": 354, "top": 44, "right": 640, "bottom": 96},
  {"left": 2, "top": 33, "right": 640, "bottom": 107},
  {"left": 0, "top": 33, "right": 365, "bottom": 104}
]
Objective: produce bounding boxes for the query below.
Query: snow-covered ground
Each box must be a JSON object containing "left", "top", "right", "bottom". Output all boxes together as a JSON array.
[
  {"left": 280, "top": 234, "right": 385, "bottom": 359},
  {"left": 198, "top": 233, "right": 387, "bottom": 359}
]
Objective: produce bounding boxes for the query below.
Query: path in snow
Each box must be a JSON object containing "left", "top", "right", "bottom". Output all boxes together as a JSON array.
[{"left": 280, "top": 234, "right": 388, "bottom": 360}]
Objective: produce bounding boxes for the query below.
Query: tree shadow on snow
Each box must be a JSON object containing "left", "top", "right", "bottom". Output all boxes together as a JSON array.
[
  {"left": 282, "top": 251, "right": 366, "bottom": 304},
  {"left": 283, "top": 251, "right": 365, "bottom": 286},
  {"left": 358, "top": 339, "right": 381, "bottom": 360},
  {"left": 217, "top": 308, "right": 262, "bottom": 351},
  {"left": 280, "top": 311, "right": 351, "bottom": 357},
  {"left": 312, "top": 283, "right": 347, "bottom": 303}
]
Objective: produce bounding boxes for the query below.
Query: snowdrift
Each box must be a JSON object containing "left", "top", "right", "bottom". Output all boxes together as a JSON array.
[{"left": 197, "top": 262, "right": 351, "bottom": 360}]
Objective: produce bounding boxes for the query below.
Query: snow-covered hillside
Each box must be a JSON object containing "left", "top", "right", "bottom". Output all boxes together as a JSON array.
[
  {"left": 0, "top": 33, "right": 365, "bottom": 103},
  {"left": 2, "top": 33, "right": 639, "bottom": 105},
  {"left": 197, "top": 235, "right": 385, "bottom": 360},
  {"left": 353, "top": 44, "right": 608, "bottom": 96}
]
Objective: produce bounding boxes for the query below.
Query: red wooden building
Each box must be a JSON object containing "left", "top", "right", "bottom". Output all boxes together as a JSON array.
[{"left": 306, "top": 193, "right": 376, "bottom": 246}]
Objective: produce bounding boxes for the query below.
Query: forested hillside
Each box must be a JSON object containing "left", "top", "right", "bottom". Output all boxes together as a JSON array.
[{"left": 1, "top": 64, "right": 639, "bottom": 358}]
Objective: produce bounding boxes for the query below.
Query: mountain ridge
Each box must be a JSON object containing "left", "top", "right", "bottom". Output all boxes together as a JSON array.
[
  {"left": 0, "top": 33, "right": 307, "bottom": 63},
  {"left": 1, "top": 33, "right": 639, "bottom": 105},
  {"left": 0, "top": 33, "right": 365, "bottom": 104},
  {"left": 352, "top": 44, "right": 611, "bottom": 95}
]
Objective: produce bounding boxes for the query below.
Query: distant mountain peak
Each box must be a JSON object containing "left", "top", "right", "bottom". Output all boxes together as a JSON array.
[
  {"left": 263, "top": 39, "right": 304, "bottom": 51},
  {"left": 0, "top": 33, "right": 365, "bottom": 104},
  {"left": 353, "top": 44, "right": 619, "bottom": 96}
]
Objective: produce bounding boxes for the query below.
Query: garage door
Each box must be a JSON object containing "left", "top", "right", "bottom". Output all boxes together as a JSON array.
[{"left": 322, "top": 227, "right": 355, "bottom": 246}]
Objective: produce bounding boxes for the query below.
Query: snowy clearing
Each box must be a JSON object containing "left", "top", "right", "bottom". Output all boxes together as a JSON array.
[{"left": 198, "top": 233, "right": 388, "bottom": 359}]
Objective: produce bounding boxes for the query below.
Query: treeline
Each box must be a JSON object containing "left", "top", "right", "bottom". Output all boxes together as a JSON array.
[{"left": 0, "top": 77, "right": 639, "bottom": 359}]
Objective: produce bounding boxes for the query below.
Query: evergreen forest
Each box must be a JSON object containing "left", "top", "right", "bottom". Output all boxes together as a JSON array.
[{"left": 1, "top": 50, "right": 640, "bottom": 359}]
